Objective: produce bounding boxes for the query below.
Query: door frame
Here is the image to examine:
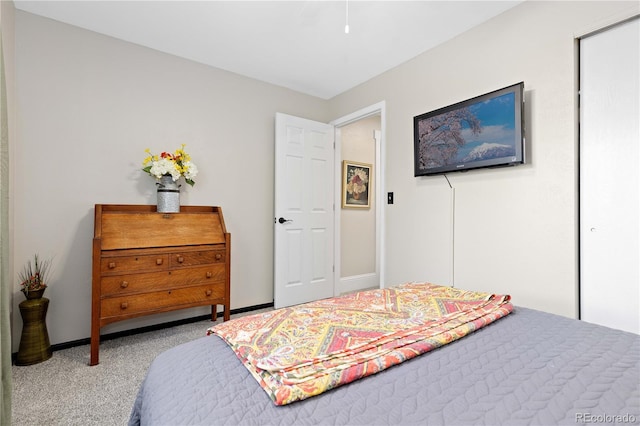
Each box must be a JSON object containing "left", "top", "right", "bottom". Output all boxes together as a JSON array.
[{"left": 331, "top": 101, "right": 386, "bottom": 294}]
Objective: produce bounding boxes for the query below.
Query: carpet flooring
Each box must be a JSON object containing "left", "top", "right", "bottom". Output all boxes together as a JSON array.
[{"left": 11, "top": 309, "right": 270, "bottom": 425}]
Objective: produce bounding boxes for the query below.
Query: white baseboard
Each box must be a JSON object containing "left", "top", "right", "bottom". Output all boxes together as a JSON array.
[{"left": 338, "top": 273, "right": 379, "bottom": 295}]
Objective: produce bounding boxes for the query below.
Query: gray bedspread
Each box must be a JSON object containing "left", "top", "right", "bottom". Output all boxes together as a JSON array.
[{"left": 129, "top": 307, "right": 640, "bottom": 425}]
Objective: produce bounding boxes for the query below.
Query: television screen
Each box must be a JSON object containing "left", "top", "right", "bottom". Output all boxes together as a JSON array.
[{"left": 414, "top": 82, "right": 525, "bottom": 176}]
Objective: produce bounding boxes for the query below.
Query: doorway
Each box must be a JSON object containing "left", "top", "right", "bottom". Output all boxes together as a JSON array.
[
  {"left": 273, "top": 102, "right": 386, "bottom": 308},
  {"left": 332, "top": 102, "right": 386, "bottom": 295}
]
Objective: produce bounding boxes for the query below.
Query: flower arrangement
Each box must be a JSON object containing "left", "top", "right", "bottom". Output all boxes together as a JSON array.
[
  {"left": 142, "top": 144, "right": 198, "bottom": 186},
  {"left": 18, "top": 254, "right": 52, "bottom": 296},
  {"left": 346, "top": 167, "right": 369, "bottom": 197}
]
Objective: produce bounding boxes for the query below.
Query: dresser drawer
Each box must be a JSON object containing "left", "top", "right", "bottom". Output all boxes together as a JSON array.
[
  {"left": 100, "top": 264, "right": 226, "bottom": 296},
  {"left": 101, "top": 283, "right": 226, "bottom": 319},
  {"left": 170, "top": 250, "right": 225, "bottom": 268},
  {"left": 101, "top": 254, "right": 169, "bottom": 274}
]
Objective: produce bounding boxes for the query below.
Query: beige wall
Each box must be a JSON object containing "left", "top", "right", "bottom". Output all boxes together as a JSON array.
[
  {"left": 11, "top": 11, "right": 329, "bottom": 349},
  {"left": 9, "top": 1, "right": 640, "bottom": 350},
  {"left": 340, "top": 115, "right": 379, "bottom": 278},
  {"left": 328, "top": 1, "right": 640, "bottom": 318}
]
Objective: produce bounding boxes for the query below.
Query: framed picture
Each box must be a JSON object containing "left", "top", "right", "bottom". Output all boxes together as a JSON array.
[{"left": 342, "top": 160, "right": 372, "bottom": 209}]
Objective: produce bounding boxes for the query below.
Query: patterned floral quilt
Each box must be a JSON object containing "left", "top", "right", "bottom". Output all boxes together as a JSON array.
[{"left": 208, "top": 282, "right": 513, "bottom": 406}]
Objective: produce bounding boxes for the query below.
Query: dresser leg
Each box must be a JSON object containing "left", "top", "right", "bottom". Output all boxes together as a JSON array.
[
  {"left": 223, "top": 305, "right": 230, "bottom": 321},
  {"left": 90, "top": 324, "right": 100, "bottom": 366},
  {"left": 211, "top": 305, "right": 217, "bottom": 322}
]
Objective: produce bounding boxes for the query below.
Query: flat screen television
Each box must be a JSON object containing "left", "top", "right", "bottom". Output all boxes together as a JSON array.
[{"left": 414, "top": 82, "right": 525, "bottom": 176}]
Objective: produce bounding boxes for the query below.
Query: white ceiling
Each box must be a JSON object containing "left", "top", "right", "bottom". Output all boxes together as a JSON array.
[{"left": 14, "top": 0, "right": 524, "bottom": 99}]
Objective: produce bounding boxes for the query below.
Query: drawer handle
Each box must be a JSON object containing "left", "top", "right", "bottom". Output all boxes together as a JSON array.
[
  {"left": 156, "top": 258, "right": 164, "bottom": 265},
  {"left": 108, "top": 262, "right": 116, "bottom": 269},
  {"left": 120, "top": 302, "right": 128, "bottom": 310},
  {"left": 177, "top": 256, "right": 184, "bottom": 263},
  {"left": 206, "top": 272, "right": 212, "bottom": 278},
  {"left": 120, "top": 281, "right": 129, "bottom": 289},
  {"left": 206, "top": 290, "right": 212, "bottom": 297},
  {"left": 215, "top": 254, "right": 222, "bottom": 261}
]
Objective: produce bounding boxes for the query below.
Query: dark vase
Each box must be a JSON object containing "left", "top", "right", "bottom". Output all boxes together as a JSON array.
[
  {"left": 16, "top": 295, "right": 52, "bottom": 365},
  {"left": 24, "top": 288, "right": 46, "bottom": 300}
]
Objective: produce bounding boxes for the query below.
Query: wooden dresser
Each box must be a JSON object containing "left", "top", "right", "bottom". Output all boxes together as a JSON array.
[{"left": 91, "top": 204, "right": 230, "bottom": 366}]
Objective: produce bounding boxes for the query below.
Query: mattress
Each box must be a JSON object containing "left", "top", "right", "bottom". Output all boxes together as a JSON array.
[{"left": 129, "top": 307, "right": 640, "bottom": 425}]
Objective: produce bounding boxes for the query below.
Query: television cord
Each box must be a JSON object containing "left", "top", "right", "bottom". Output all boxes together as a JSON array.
[{"left": 443, "top": 174, "right": 455, "bottom": 288}]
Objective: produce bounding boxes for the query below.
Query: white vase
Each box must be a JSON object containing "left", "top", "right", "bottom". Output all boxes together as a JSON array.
[{"left": 157, "top": 175, "right": 180, "bottom": 213}]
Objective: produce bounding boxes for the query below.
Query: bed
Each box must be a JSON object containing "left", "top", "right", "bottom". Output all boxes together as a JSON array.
[{"left": 129, "top": 283, "right": 640, "bottom": 425}]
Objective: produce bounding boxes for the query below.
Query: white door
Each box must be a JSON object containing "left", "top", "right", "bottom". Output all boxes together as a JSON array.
[
  {"left": 274, "top": 113, "right": 335, "bottom": 308},
  {"left": 580, "top": 18, "right": 639, "bottom": 334}
]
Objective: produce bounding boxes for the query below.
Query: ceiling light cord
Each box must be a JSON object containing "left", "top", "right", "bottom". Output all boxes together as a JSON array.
[{"left": 345, "top": 0, "right": 350, "bottom": 34}]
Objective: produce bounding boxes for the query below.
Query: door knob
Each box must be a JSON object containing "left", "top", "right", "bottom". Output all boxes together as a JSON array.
[{"left": 278, "top": 217, "right": 293, "bottom": 224}]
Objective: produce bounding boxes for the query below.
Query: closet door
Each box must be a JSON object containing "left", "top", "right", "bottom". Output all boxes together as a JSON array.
[{"left": 579, "top": 18, "right": 639, "bottom": 334}]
